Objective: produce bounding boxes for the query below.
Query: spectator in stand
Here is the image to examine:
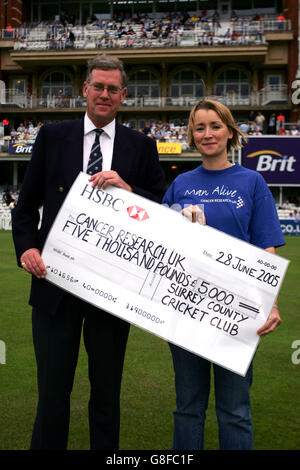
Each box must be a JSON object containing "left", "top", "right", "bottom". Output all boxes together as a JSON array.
[
  {"left": 286, "top": 211, "right": 296, "bottom": 220},
  {"left": 3, "top": 190, "right": 14, "bottom": 206},
  {"left": 278, "top": 125, "right": 287, "bottom": 135},
  {"left": 231, "top": 11, "right": 239, "bottom": 22},
  {"left": 231, "top": 30, "right": 239, "bottom": 42},
  {"left": 125, "top": 35, "right": 134, "bottom": 47},
  {"left": 294, "top": 209, "right": 300, "bottom": 221},
  {"left": 290, "top": 125, "right": 299, "bottom": 136},
  {"left": 212, "top": 11, "right": 221, "bottom": 33},
  {"left": 238, "top": 121, "right": 249, "bottom": 133},
  {"left": 248, "top": 111, "right": 255, "bottom": 124},
  {"left": 277, "top": 112, "right": 285, "bottom": 132},
  {"left": 17, "top": 122, "right": 26, "bottom": 133},
  {"left": 23, "top": 129, "right": 31, "bottom": 141},
  {"left": 140, "top": 29, "right": 148, "bottom": 45},
  {"left": 255, "top": 111, "right": 265, "bottom": 133},
  {"left": 49, "top": 35, "right": 57, "bottom": 49},
  {"left": 60, "top": 32, "right": 68, "bottom": 49},
  {"left": 224, "top": 28, "right": 231, "bottom": 44},
  {"left": 143, "top": 120, "right": 151, "bottom": 136},
  {"left": 68, "top": 30, "right": 75, "bottom": 47},
  {"left": 199, "top": 8, "right": 208, "bottom": 22},
  {"left": 127, "top": 26, "right": 135, "bottom": 36},
  {"left": 10, "top": 128, "right": 18, "bottom": 142},
  {"left": 277, "top": 13, "right": 285, "bottom": 30},
  {"left": 282, "top": 199, "right": 292, "bottom": 209},
  {"left": 9, "top": 198, "right": 16, "bottom": 210},
  {"left": 267, "top": 113, "right": 276, "bottom": 134}
]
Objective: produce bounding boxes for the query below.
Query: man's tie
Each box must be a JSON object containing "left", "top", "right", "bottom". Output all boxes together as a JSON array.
[{"left": 87, "top": 128, "right": 103, "bottom": 175}]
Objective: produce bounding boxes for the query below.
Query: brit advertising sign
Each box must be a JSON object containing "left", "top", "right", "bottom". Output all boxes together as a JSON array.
[
  {"left": 241, "top": 137, "right": 300, "bottom": 186},
  {"left": 8, "top": 142, "right": 33, "bottom": 154}
]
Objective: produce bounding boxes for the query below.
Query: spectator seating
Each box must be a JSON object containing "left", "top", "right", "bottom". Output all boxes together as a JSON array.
[
  {"left": 277, "top": 205, "right": 300, "bottom": 220},
  {"left": 12, "top": 13, "right": 270, "bottom": 51}
]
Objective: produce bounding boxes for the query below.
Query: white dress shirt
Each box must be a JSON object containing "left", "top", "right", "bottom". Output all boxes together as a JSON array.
[{"left": 83, "top": 113, "right": 116, "bottom": 173}]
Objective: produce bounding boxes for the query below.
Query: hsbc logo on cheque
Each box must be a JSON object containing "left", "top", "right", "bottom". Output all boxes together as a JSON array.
[{"left": 127, "top": 205, "right": 149, "bottom": 221}]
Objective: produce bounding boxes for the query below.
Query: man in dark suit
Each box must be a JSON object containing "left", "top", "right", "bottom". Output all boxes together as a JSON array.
[{"left": 12, "top": 54, "right": 166, "bottom": 450}]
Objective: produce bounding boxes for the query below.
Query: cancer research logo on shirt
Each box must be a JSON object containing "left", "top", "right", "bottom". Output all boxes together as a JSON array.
[
  {"left": 127, "top": 205, "right": 149, "bottom": 221},
  {"left": 236, "top": 196, "right": 245, "bottom": 209},
  {"left": 184, "top": 186, "right": 246, "bottom": 210}
]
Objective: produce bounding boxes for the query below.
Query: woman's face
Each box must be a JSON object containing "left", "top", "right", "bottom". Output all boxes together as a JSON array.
[{"left": 192, "top": 109, "right": 233, "bottom": 160}]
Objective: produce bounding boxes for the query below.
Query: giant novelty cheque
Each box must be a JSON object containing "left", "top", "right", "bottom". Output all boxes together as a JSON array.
[{"left": 42, "top": 172, "right": 289, "bottom": 376}]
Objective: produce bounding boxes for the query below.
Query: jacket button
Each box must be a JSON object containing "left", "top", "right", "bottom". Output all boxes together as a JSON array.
[{"left": 59, "top": 187, "right": 64, "bottom": 192}]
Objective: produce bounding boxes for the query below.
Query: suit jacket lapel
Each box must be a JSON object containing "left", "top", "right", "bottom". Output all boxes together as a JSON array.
[
  {"left": 63, "top": 118, "right": 84, "bottom": 188},
  {"left": 111, "top": 122, "right": 133, "bottom": 176}
]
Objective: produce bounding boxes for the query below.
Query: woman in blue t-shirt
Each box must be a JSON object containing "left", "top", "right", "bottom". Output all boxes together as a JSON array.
[{"left": 163, "top": 99, "right": 285, "bottom": 450}]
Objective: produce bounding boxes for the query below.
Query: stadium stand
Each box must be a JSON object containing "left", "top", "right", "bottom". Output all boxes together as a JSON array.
[{"left": 11, "top": 14, "right": 271, "bottom": 51}]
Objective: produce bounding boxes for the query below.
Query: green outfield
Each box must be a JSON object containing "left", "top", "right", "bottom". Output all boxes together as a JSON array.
[{"left": 0, "top": 231, "right": 299, "bottom": 450}]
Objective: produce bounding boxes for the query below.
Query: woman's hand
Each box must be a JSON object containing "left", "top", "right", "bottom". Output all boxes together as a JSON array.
[
  {"left": 181, "top": 205, "right": 206, "bottom": 224},
  {"left": 257, "top": 305, "right": 282, "bottom": 337}
]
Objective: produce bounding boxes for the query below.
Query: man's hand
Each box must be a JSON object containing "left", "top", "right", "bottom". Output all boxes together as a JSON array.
[
  {"left": 89, "top": 171, "right": 132, "bottom": 192},
  {"left": 20, "top": 248, "right": 47, "bottom": 279}
]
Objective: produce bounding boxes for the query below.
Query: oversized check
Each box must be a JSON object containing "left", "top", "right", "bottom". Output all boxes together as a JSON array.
[{"left": 42, "top": 172, "right": 289, "bottom": 376}]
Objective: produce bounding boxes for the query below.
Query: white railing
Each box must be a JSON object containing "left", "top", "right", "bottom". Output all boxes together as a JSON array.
[
  {"left": 195, "top": 18, "right": 291, "bottom": 34},
  {"left": 257, "top": 85, "right": 289, "bottom": 106},
  {"left": 262, "top": 19, "right": 292, "bottom": 32},
  {"left": 37, "top": 95, "right": 86, "bottom": 108},
  {"left": 0, "top": 86, "right": 290, "bottom": 110},
  {"left": 13, "top": 30, "right": 267, "bottom": 51},
  {"left": 0, "top": 89, "right": 32, "bottom": 108}
]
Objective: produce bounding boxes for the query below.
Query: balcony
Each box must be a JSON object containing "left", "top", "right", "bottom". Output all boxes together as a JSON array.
[
  {"left": 0, "top": 89, "right": 33, "bottom": 108},
  {"left": 0, "top": 85, "right": 291, "bottom": 111},
  {"left": 257, "top": 85, "right": 289, "bottom": 106}
]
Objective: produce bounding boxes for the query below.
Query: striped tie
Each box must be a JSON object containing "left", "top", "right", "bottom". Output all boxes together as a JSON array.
[{"left": 87, "top": 128, "right": 103, "bottom": 175}]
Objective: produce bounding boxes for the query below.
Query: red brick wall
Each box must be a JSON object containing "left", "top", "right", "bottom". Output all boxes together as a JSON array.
[{"left": 0, "top": 0, "right": 24, "bottom": 28}]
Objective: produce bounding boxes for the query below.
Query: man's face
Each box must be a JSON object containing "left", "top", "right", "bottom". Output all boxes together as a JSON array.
[{"left": 83, "top": 68, "right": 127, "bottom": 127}]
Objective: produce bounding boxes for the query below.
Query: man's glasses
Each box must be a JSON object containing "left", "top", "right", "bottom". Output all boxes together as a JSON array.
[{"left": 88, "top": 82, "right": 123, "bottom": 95}]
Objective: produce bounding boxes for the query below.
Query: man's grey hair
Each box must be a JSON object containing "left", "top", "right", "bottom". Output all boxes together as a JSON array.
[{"left": 86, "top": 54, "right": 127, "bottom": 87}]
